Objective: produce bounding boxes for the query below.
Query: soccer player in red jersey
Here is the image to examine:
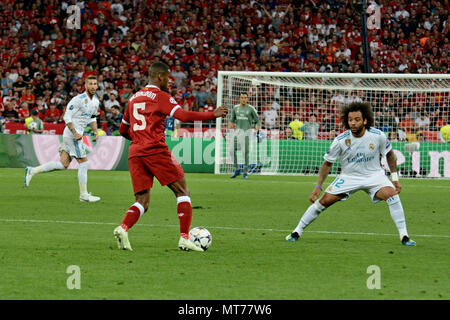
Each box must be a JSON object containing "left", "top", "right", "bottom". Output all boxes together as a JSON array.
[{"left": 114, "top": 62, "right": 227, "bottom": 252}]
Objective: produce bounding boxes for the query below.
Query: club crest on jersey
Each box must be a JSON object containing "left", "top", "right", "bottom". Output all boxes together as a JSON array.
[
  {"left": 369, "top": 143, "right": 375, "bottom": 150},
  {"left": 345, "top": 138, "right": 351, "bottom": 147},
  {"left": 85, "top": 98, "right": 88, "bottom": 104}
]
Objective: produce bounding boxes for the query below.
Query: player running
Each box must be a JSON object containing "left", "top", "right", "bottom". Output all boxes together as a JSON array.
[
  {"left": 24, "top": 75, "right": 101, "bottom": 202},
  {"left": 286, "top": 102, "right": 416, "bottom": 246},
  {"left": 114, "top": 62, "right": 227, "bottom": 252}
]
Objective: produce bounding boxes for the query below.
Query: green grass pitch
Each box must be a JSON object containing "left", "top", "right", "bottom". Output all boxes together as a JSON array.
[{"left": 0, "top": 168, "right": 449, "bottom": 300}]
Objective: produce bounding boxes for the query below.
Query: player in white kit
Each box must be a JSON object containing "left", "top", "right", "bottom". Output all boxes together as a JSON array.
[
  {"left": 286, "top": 102, "right": 416, "bottom": 246},
  {"left": 24, "top": 75, "right": 101, "bottom": 202}
]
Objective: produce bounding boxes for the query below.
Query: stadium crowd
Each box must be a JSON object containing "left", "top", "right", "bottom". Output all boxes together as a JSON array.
[{"left": 0, "top": 0, "right": 448, "bottom": 140}]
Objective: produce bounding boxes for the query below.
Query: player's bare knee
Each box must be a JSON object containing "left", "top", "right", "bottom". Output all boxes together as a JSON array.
[
  {"left": 318, "top": 195, "right": 336, "bottom": 209},
  {"left": 315, "top": 200, "right": 327, "bottom": 212},
  {"left": 59, "top": 156, "right": 70, "bottom": 168},
  {"left": 61, "top": 161, "right": 70, "bottom": 169},
  {"left": 379, "top": 187, "right": 397, "bottom": 201}
]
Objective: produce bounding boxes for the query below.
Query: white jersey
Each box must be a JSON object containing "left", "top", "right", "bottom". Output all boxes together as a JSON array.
[
  {"left": 324, "top": 127, "right": 392, "bottom": 177},
  {"left": 63, "top": 92, "right": 99, "bottom": 137}
]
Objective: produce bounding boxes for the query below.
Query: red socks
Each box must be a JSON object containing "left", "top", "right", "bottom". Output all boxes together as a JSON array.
[
  {"left": 120, "top": 202, "right": 145, "bottom": 231},
  {"left": 177, "top": 196, "right": 192, "bottom": 239},
  {"left": 120, "top": 197, "right": 192, "bottom": 239}
]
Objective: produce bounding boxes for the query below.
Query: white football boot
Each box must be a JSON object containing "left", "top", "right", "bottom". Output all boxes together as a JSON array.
[
  {"left": 178, "top": 237, "right": 204, "bottom": 252},
  {"left": 80, "top": 192, "right": 101, "bottom": 202},
  {"left": 114, "top": 226, "right": 133, "bottom": 251},
  {"left": 24, "top": 167, "right": 34, "bottom": 187}
]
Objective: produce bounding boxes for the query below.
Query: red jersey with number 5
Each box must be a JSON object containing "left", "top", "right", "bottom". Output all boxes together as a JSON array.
[{"left": 123, "top": 85, "right": 182, "bottom": 158}]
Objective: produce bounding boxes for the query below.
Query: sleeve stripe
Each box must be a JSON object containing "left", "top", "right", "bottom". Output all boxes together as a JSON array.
[
  {"left": 122, "top": 119, "right": 129, "bottom": 125},
  {"left": 170, "top": 105, "right": 181, "bottom": 117}
]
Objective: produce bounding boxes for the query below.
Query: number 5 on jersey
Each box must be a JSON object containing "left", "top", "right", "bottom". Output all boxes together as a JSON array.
[{"left": 133, "top": 102, "right": 146, "bottom": 131}]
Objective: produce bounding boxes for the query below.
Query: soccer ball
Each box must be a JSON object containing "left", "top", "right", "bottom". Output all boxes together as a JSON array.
[
  {"left": 28, "top": 121, "right": 38, "bottom": 130},
  {"left": 189, "top": 227, "right": 212, "bottom": 251}
]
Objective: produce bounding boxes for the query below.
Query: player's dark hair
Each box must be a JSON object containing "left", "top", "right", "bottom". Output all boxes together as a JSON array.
[
  {"left": 149, "top": 62, "right": 170, "bottom": 80},
  {"left": 85, "top": 75, "right": 97, "bottom": 82},
  {"left": 340, "top": 102, "right": 374, "bottom": 129}
]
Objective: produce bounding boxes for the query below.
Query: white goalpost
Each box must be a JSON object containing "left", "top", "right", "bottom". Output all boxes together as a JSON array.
[{"left": 215, "top": 72, "right": 450, "bottom": 179}]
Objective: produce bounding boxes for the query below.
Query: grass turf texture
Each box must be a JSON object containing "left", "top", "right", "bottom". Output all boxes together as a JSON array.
[{"left": 0, "top": 168, "right": 449, "bottom": 300}]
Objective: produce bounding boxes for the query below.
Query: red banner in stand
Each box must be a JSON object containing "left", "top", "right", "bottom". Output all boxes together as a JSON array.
[{"left": 3, "top": 122, "right": 65, "bottom": 134}]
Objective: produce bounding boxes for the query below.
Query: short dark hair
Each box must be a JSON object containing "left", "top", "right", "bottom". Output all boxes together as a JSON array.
[
  {"left": 85, "top": 75, "right": 97, "bottom": 82},
  {"left": 149, "top": 62, "right": 170, "bottom": 80},
  {"left": 340, "top": 102, "right": 374, "bottom": 130}
]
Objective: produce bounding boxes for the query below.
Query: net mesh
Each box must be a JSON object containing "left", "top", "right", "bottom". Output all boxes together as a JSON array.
[{"left": 215, "top": 72, "right": 450, "bottom": 178}]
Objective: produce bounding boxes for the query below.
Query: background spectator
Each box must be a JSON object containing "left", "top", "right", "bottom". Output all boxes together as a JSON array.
[
  {"left": 104, "top": 90, "right": 120, "bottom": 114},
  {"left": 107, "top": 105, "right": 123, "bottom": 135},
  {"left": 399, "top": 113, "right": 416, "bottom": 134},
  {"left": 44, "top": 103, "right": 63, "bottom": 123},
  {"left": 26, "top": 109, "right": 44, "bottom": 134},
  {"left": 415, "top": 111, "right": 431, "bottom": 131},
  {"left": 1, "top": 72, "right": 14, "bottom": 96},
  {"left": 262, "top": 102, "right": 279, "bottom": 129},
  {"left": 301, "top": 113, "right": 320, "bottom": 140},
  {"left": 2, "top": 101, "right": 19, "bottom": 120},
  {"left": 17, "top": 102, "right": 30, "bottom": 121},
  {"left": 289, "top": 113, "right": 304, "bottom": 140},
  {"left": 0, "top": 0, "right": 447, "bottom": 137},
  {"left": 193, "top": 85, "right": 212, "bottom": 110},
  {"left": 283, "top": 126, "right": 296, "bottom": 140}
]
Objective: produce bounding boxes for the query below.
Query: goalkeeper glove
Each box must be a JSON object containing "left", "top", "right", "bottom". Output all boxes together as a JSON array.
[{"left": 256, "top": 130, "right": 262, "bottom": 143}]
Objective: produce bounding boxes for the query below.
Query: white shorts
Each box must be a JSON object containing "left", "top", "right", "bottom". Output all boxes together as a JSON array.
[
  {"left": 325, "top": 173, "right": 394, "bottom": 203},
  {"left": 59, "top": 136, "right": 87, "bottom": 159}
]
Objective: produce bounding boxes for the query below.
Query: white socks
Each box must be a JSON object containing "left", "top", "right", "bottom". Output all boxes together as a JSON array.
[
  {"left": 177, "top": 196, "right": 191, "bottom": 204},
  {"left": 292, "top": 195, "right": 409, "bottom": 241},
  {"left": 78, "top": 161, "right": 89, "bottom": 195},
  {"left": 31, "top": 160, "right": 93, "bottom": 197},
  {"left": 33, "top": 161, "right": 65, "bottom": 174},
  {"left": 131, "top": 202, "right": 146, "bottom": 217},
  {"left": 293, "top": 200, "right": 326, "bottom": 236},
  {"left": 387, "top": 195, "right": 409, "bottom": 239}
]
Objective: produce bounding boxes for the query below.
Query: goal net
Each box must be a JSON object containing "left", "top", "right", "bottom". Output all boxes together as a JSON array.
[{"left": 214, "top": 72, "right": 450, "bottom": 179}]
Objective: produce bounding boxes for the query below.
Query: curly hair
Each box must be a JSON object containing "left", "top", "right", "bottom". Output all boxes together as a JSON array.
[{"left": 340, "top": 102, "right": 374, "bottom": 130}]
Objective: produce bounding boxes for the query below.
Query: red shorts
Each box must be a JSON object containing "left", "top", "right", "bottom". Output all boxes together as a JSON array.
[{"left": 128, "top": 149, "right": 185, "bottom": 194}]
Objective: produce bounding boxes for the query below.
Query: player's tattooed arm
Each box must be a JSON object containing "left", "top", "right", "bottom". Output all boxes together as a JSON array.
[
  {"left": 67, "top": 122, "right": 83, "bottom": 140},
  {"left": 386, "top": 150, "right": 398, "bottom": 173}
]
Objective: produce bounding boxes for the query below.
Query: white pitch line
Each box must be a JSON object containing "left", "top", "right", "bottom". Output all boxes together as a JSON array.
[
  {"left": 187, "top": 177, "right": 450, "bottom": 188},
  {"left": 1, "top": 218, "right": 449, "bottom": 239}
]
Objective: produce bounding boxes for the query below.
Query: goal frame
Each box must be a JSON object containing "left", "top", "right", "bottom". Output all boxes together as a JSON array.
[{"left": 214, "top": 71, "right": 450, "bottom": 177}]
